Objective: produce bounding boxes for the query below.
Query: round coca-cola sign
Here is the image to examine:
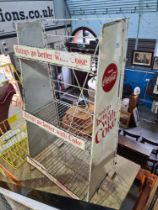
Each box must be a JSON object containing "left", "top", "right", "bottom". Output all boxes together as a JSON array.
[{"left": 102, "top": 63, "right": 118, "bottom": 92}]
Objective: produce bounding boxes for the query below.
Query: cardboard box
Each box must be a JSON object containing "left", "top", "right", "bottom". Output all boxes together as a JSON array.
[{"left": 120, "top": 110, "right": 131, "bottom": 128}]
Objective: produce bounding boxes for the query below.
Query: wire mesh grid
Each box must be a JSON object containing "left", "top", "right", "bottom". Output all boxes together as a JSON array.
[
  {"left": 22, "top": 61, "right": 97, "bottom": 150},
  {"left": 33, "top": 137, "right": 90, "bottom": 200},
  {"left": 60, "top": 104, "right": 93, "bottom": 139},
  {"left": 24, "top": 54, "right": 98, "bottom": 149},
  {"left": 55, "top": 100, "right": 94, "bottom": 143},
  {"left": 32, "top": 99, "right": 94, "bottom": 147},
  {"left": 49, "top": 32, "right": 97, "bottom": 121},
  {"left": 0, "top": 113, "right": 29, "bottom": 169}
]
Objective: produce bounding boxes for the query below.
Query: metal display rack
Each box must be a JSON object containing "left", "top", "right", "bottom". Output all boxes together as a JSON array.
[{"left": 14, "top": 19, "right": 128, "bottom": 203}]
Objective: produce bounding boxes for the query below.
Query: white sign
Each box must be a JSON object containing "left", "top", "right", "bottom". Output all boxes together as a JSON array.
[
  {"left": 88, "top": 19, "right": 128, "bottom": 200},
  {"left": 23, "top": 111, "right": 85, "bottom": 150},
  {"left": 14, "top": 45, "right": 91, "bottom": 71},
  {"left": 0, "top": 1, "right": 55, "bottom": 36},
  {"left": 92, "top": 20, "right": 128, "bottom": 165}
]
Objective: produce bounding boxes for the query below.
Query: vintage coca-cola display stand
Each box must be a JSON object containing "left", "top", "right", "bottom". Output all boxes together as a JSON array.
[{"left": 14, "top": 19, "right": 140, "bottom": 208}]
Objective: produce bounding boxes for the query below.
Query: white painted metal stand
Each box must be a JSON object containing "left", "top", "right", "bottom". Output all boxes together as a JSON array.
[{"left": 14, "top": 19, "right": 134, "bottom": 208}]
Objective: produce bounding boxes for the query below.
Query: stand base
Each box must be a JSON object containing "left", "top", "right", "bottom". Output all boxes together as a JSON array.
[{"left": 27, "top": 141, "right": 140, "bottom": 209}]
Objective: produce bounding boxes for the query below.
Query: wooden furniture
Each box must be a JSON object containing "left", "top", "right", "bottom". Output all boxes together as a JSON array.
[
  {"left": 120, "top": 110, "right": 131, "bottom": 128},
  {"left": 118, "top": 135, "right": 153, "bottom": 167},
  {"left": 0, "top": 163, "right": 21, "bottom": 186},
  {"left": 133, "top": 169, "right": 158, "bottom": 210},
  {"left": 141, "top": 137, "right": 158, "bottom": 154},
  {"left": 153, "top": 162, "right": 158, "bottom": 174},
  {"left": 141, "top": 137, "right": 158, "bottom": 172},
  {"left": 148, "top": 154, "right": 158, "bottom": 173},
  {"left": 120, "top": 94, "right": 139, "bottom": 128},
  {"left": 123, "top": 130, "right": 140, "bottom": 141}
]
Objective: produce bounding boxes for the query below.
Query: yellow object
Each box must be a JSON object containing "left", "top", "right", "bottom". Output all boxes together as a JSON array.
[{"left": 0, "top": 113, "right": 29, "bottom": 169}]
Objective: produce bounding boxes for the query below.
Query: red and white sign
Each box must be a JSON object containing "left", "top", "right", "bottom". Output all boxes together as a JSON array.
[
  {"left": 102, "top": 63, "right": 117, "bottom": 92},
  {"left": 88, "top": 19, "right": 128, "bottom": 200},
  {"left": 14, "top": 45, "right": 91, "bottom": 72},
  {"left": 95, "top": 105, "right": 116, "bottom": 144},
  {"left": 23, "top": 111, "right": 85, "bottom": 150}
]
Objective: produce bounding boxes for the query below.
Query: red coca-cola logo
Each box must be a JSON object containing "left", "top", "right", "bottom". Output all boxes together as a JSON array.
[{"left": 102, "top": 63, "right": 118, "bottom": 92}]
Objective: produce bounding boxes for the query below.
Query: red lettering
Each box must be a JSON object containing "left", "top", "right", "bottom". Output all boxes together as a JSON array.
[
  {"left": 95, "top": 128, "right": 103, "bottom": 144},
  {"left": 75, "top": 58, "right": 87, "bottom": 66},
  {"left": 69, "top": 135, "right": 81, "bottom": 145},
  {"left": 95, "top": 106, "right": 117, "bottom": 144},
  {"left": 16, "top": 47, "right": 30, "bottom": 56},
  {"left": 102, "top": 126, "right": 108, "bottom": 138},
  {"left": 54, "top": 51, "right": 62, "bottom": 61},
  {"left": 37, "top": 119, "right": 42, "bottom": 126}
]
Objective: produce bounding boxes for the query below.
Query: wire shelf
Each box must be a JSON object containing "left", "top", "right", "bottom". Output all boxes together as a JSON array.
[
  {"left": 34, "top": 139, "right": 90, "bottom": 200},
  {"left": 33, "top": 100, "right": 93, "bottom": 150}
]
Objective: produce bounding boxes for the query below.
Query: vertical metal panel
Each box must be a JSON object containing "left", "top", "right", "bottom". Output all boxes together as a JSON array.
[
  {"left": 88, "top": 19, "right": 128, "bottom": 200},
  {"left": 17, "top": 21, "right": 58, "bottom": 157}
]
